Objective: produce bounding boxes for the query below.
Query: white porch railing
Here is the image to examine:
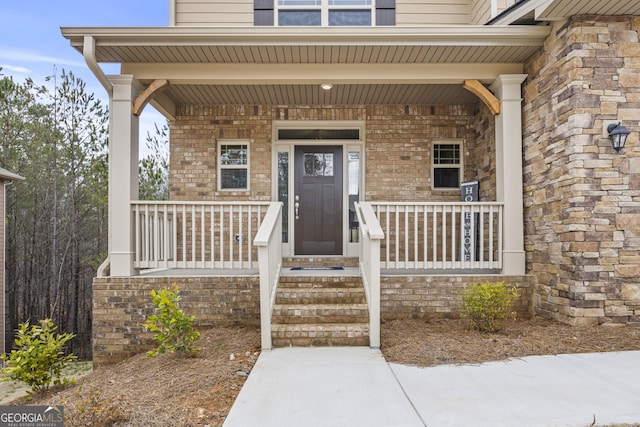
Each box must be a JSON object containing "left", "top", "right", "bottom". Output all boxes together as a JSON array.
[
  {"left": 254, "top": 202, "right": 283, "bottom": 351},
  {"left": 132, "top": 201, "right": 272, "bottom": 270},
  {"left": 369, "top": 202, "right": 504, "bottom": 270},
  {"left": 355, "top": 202, "right": 384, "bottom": 349}
]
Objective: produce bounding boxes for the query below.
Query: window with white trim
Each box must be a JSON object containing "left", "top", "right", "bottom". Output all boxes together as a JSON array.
[
  {"left": 277, "top": 0, "right": 373, "bottom": 26},
  {"left": 218, "top": 141, "right": 249, "bottom": 191},
  {"left": 255, "top": 0, "right": 395, "bottom": 26},
  {"left": 432, "top": 141, "right": 462, "bottom": 190}
]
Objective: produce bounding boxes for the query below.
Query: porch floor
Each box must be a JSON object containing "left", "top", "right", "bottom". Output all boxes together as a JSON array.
[{"left": 138, "top": 267, "right": 501, "bottom": 277}]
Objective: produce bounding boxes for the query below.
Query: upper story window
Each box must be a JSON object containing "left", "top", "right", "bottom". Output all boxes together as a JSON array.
[
  {"left": 255, "top": 0, "right": 395, "bottom": 26},
  {"left": 278, "top": 0, "right": 372, "bottom": 26}
]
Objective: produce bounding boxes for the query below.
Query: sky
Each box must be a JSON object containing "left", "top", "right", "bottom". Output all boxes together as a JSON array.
[{"left": 0, "top": 0, "right": 170, "bottom": 145}]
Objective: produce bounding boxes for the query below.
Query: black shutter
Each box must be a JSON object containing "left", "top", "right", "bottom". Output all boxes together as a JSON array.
[
  {"left": 255, "top": 0, "right": 274, "bottom": 26},
  {"left": 376, "top": 0, "right": 395, "bottom": 26}
]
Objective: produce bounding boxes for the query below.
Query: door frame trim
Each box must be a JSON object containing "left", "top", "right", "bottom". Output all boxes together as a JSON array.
[{"left": 272, "top": 120, "right": 366, "bottom": 257}]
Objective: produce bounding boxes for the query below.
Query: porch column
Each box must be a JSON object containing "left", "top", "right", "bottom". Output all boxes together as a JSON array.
[
  {"left": 490, "top": 74, "right": 527, "bottom": 276},
  {"left": 109, "top": 75, "right": 141, "bottom": 276}
]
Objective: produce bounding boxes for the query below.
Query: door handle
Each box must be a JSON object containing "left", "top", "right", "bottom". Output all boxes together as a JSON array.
[{"left": 295, "top": 195, "right": 300, "bottom": 220}]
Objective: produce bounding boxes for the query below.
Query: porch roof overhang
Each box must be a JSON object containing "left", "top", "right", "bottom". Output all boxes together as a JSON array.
[
  {"left": 61, "top": 26, "right": 550, "bottom": 118},
  {"left": 489, "top": 0, "right": 640, "bottom": 25}
]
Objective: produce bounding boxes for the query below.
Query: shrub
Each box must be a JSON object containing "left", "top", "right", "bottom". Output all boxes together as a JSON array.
[
  {"left": 1, "top": 319, "right": 77, "bottom": 394},
  {"left": 143, "top": 284, "right": 200, "bottom": 357},
  {"left": 460, "top": 281, "right": 519, "bottom": 333},
  {"left": 62, "top": 384, "right": 126, "bottom": 426}
]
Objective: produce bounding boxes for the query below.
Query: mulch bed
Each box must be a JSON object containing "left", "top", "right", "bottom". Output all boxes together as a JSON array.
[
  {"left": 381, "top": 317, "right": 640, "bottom": 367},
  {"left": 15, "top": 318, "right": 640, "bottom": 426}
]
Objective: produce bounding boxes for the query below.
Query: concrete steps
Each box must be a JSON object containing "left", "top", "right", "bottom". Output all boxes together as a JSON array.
[{"left": 271, "top": 274, "right": 370, "bottom": 347}]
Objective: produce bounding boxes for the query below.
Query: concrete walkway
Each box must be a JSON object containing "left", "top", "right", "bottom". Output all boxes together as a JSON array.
[{"left": 223, "top": 347, "right": 640, "bottom": 427}]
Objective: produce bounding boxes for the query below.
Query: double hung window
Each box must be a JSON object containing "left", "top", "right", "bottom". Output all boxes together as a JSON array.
[
  {"left": 432, "top": 141, "right": 462, "bottom": 190},
  {"left": 218, "top": 141, "right": 249, "bottom": 191},
  {"left": 277, "top": 0, "right": 373, "bottom": 26}
]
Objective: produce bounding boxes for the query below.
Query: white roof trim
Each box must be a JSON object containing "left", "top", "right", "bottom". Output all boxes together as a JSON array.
[
  {"left": 61, "top": 26, "right": 551, "bottom": 53},
  {"left": 0, "top": 167, "right": 24, "bottom": 181}
]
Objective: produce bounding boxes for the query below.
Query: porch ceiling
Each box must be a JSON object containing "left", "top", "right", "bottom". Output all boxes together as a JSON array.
[{"left": 158, "top": 83, "right": 480, "bottom": 106}]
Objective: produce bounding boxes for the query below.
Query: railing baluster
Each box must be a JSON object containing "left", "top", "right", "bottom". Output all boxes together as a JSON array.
[
  {"left": 366, "top": 202, "right": 503, "bottom": 272},
  {"left": 432, "top": 205, "right": 438, "bottom": 268}
]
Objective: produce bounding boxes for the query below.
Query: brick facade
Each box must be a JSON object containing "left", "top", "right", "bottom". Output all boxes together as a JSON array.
[
  {"left": 522, "top": 16, "right": 640, "bottom": 325},
  {"left": 170, "top": 104, "right": 491, "bottom": 204}
]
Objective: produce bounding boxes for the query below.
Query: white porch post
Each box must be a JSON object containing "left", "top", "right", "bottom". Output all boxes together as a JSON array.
[
  {"left": 109, "top": 75, "right": 141, "bottom": 276},
  {"left": 490, "top": 74, "right": 527, "bottom": 276}
]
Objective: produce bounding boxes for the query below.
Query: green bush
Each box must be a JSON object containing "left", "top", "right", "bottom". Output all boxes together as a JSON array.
[
  {"left": 1, "top": 319, "right": 77, "bottom": 394},
  {"left": 143, "top": 284, "right": 200, "bottom": 358},
  {"left": 460, "top": 281, "right": 519, "bottom": 333}
]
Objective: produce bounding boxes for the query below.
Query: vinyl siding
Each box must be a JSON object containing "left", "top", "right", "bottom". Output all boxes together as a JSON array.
[
  {"left": 497, "top": 0, "right": 517, "bottom": 15},
  {"left": 175, "top": 0, "right": 254, "bottom": 26},
  {"left": 396, "top": 0, "right": 470, "bottom": 26},
  {"left": 469, "top": 0, "right": 491, "bottom": 24},
  {"left": 173, "top": 0, "right": 475, "bottom": 27}
]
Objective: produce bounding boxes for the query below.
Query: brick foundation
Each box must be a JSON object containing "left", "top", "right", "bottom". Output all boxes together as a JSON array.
[
  {"left": 93, "top": 273, "right": 533, "bottom": 364},
  {"left": 92, "top": 276, "right": 260, "bottom": 366},
  {"left": 381, "top": 275, "right": 534, "bottom": 320}
]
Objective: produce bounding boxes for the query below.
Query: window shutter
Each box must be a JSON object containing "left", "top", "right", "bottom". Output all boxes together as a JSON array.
[
  {"left": 255, "top": 0, "right": 274, "bottom": 26},
  {"left": 376, "top": 0, "right": 395, "bottom": 26}
]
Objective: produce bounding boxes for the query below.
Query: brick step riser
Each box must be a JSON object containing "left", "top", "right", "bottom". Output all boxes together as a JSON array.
[
  {"left": 275, "top": 294, "right": 366, "bottom": 305},
  {"left": 272, "top": 316, "right": 368, "bottom": 324},
  {"left": 272, "top": 336, "right": 370, "bottom": 347},
  {"left": 271, "top": 324, "right": 369, "bottom": 347},
  {"left": 278, "top": 278, "right": 362, "bottom": 289}
]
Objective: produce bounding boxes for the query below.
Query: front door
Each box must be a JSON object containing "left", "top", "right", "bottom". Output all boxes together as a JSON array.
[{"left": 294, "top": 146, "right": 343, "bottom": 255}]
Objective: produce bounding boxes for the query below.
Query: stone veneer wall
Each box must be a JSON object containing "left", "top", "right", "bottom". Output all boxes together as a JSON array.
[
  {"left": 522, "top": 16, "right": 640, "bottom": 325},
  {"left": 92, "top": 276, "right": 260, "bottom": 366}
]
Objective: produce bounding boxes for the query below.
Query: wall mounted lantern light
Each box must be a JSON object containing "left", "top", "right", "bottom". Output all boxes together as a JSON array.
[{"left": 607, "top": 122, "right": 630, "bottom": 153}]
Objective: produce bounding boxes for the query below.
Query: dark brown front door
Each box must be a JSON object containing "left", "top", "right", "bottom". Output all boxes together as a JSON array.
[{"left": 294, "top": 146, "right": 343, "bottom": 255}]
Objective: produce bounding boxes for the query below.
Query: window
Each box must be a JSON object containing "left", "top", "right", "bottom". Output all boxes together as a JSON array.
[
  {"left": 255, "top": 0, "right": 394, "bottom": 26},
  {"left": 276, "top": 0, "right": 373, "bottom": 26},
  {"left": 218, "top": 141, "right": 249, "bottom": 191},
  {"left": 432, "top": 141, "right": 462, "bottom": 190}
]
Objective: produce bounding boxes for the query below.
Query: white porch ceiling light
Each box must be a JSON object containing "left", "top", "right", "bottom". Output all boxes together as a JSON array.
[{"left": 320, "top": 83, "right": 333, "bottom": 90}]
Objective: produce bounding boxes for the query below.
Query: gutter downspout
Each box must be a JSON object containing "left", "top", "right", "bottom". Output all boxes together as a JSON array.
[
  {"left": 83, "top": 35, "right": 113, "bottom": 96},
  {"left": 83, "top": 35, "right": 112, "bottom": 274}
]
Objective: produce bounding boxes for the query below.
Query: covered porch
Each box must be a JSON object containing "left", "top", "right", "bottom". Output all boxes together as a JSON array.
[{"left": 62, "top": 25, "right": 548, "bottom": 360}]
